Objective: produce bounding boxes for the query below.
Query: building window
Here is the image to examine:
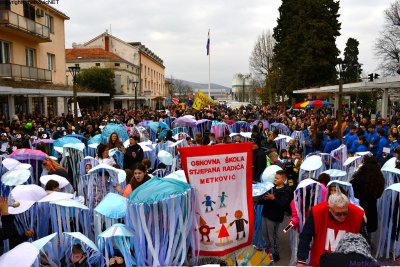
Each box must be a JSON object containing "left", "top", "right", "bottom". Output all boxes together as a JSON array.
[
  {"left": 0, "top": 40, "right": 11, "bottom": 64},
  {"left": 0, "top": 0, "right": 11, "bottom": 10},
  {"left": 26, "top": 47, "right": 35, "bottom": 67},
  {"left": 23, "top": 2, "right": 35, "bottom": 21},
  {"left": 95, "top": 63, "right": 100, "bottom": 66},
  {"left": 47, "top": 53, "right": 55, "bottom": 71},
  {"left": 114, "top": 63, "right": 120, "bottom": 67},
  {"left": 45, "top": 15, "right": 54, "bottom": 33}
]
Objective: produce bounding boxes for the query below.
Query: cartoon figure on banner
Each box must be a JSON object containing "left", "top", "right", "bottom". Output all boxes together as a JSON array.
[
  {"left": 202, "top": 194, "right": 216, "bottom": 213},
  {"left": 196, "top": 212, "right": 215, "bottom": 245},
  {"left": 219, "top": 192, "right": 228, "bottom": 208},
  {"left": 215, "top": 213, "right": 233, "bottom": 246},
  {"left": 229, "top": 210, "right": 248, "bottom": 241}
]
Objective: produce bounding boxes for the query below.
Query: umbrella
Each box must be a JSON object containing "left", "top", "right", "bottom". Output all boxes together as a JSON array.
[
  {"left": 147, "top": 121, "right": 169, "bottom": 133},
  {"left": 1, "top": 169, "right": 31, "bottom": 186},
  {"left": 253, "top": 182, "right": 274, "bottom": 202},
  {"left": 98, "top": 223, "right": 135, "bottom": 238},
  {"left": 261, "top": 165, "right": 283, "bottom": 183},
  {"left": 294, "top": 101, "right": 310, "bottom": 108},
  {"left": 94, "top": 193, "right": 127, "bottom": 219},
  {"left": 271, "top": 123, "right": 290, "bottom": 133},
  {"left": 101, "top": 123, "right": 129, "bottom": 139},
  {"left": 164, "top": 170, "right": 187, "bottom": 183},
  {"left": 223, "top": 120, "right": 236, "bottom": 125},
  {"left": 88, "top": 134, "right": 103, "bottom": 145},
  {"left": 11, "top": 184, "right": 47, "bottom": 201},
  {"left": 0, "top": 242, "right": 39, "bottom": 267},
  {"left": 158, "top": 129, "right": 169, "bottom": 140},
  {"left": 88, "top": 164, "right": 127, "bottom": 183},
  {"left": 136, "top": 120, "right": 152, "bottom": 127},
  {"left": 63, "top": 143, "right": 85, "bottom": 152},
  {"left": 40, "top": 174, "right": 71, "bottom": 189},
  {"left": 173, "top": 116, "right": 196, "bottom": 127},
  {"left": 305, "top": 100, "right": 324, "bottom": 109},
  {"left": 37, "top": 192, "right": 73, "bottom": 202},
  {"left": 50, "top": 198, "right": 88, "bottom": 210},
  {"left": 157, "top": 150, "right": 173, "bottom": 165},
  {"left": 63, "top": 232, "right": 99, "bottom": 252},
  {"left": 53, "top": 136, "right": 82, "bottom": 148},
  {"left": 32, "top": 139, "right": 54, "bottom": 145},
  {"left": 2, "top": 158, "right": 31, "bottom": 170},
  {"left": 32, "top": 232, "right": 57, "bottom": 250},
  {"left": 11, "top": 148, "right": 48, "bottom": 158},
  {"left": 301, "top": 155, "right": 322, "bottom": 171}
]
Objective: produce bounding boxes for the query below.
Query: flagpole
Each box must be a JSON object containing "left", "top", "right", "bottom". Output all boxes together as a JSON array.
[{"left": 208, "top": 29, "right": 211, "bottom": 99}]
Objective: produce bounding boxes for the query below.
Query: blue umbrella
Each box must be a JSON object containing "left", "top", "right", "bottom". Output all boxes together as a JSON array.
[
  {"left": 159, "top": 129, "right": 169, "bottom": 140},
  {"left": 101, "top": 123, "right": 128, "bottom": 139},
  {"left": 94, "top": 193, "right": 127, "bottom": 219},
  {"left": 53, "top": 136, "right": 82, "bottom": 148},
  {"left": 88, "top": 134, "right": 103, "bottom": 145},
  {"left": 147, "top": 121, "right": 169, "bottom": 133}
]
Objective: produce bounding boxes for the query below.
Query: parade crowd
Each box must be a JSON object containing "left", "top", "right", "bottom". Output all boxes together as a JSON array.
[{"left": 0, "top": 103, "right": 399, "bottom": 266}]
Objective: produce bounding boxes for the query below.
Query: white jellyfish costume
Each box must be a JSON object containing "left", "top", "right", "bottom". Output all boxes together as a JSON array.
[
  {"left": 252, "top": 182, "right": 274, "bottom": 247},
  {"left": 93, "top": 193, "right": 128, "bottom": 240},
  {"left": 273, "top": 135, "right": 293, "bottom": 153},
  {"left": 0, "top": 165, "right": 32, "bottom": 197},
  {"left": 82, "top": 165, "right": 126, "bottom": 226},
  {"left": 60, "top": 143, "right": 85, "bottom": 191},
  {"left": 343, "top": 156, "right": 362, "bottom": 182},
  {"left": 329, "top": 144, "right": 348, "bottom": 170},
  {"left": 321, "top": 169, "right": 347, "bottom": 182},
  {"left": 97, "top": 223, "right": 136, "bottom": 267},
  {"left": 40, "top": 174, "right": 73, "bottom": 193},
  {"left": 0, "top": 233, "right": 58, "bottom": 267},
  {"left": 79, "top": 156, "right": 100, "bottom": 178},
  {"left": 298, "top": 155, "right": 323, "bottom": 182},
  {"left": 125, "top": 177, "right": 198, "bottom": 266},
  {"left": 381, "top": 160, "right": 400, "bottom": 188},
  {"left": 326, "top": 180, "right": 360, "bottom": 206},
  {"left": 290, "top": 179, "right": 324, "bottom": 266},
  {"left": 376, "top": 183, "right": 400, "bottom": 259},
  {"left": 59, "top": 232, "right": 101, "bottom": 267}
]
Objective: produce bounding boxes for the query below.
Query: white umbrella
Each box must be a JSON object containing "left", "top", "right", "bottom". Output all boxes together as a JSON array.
[
  {"left": 157, "top": 150, "right": 173, "bottom": 165},
  {"left": 37, "top": 192, "right": 73, "bottom": 203},
  {"left": 1, "top": 169, "right": 31, "bottom": 186},
  {"left": 11, "top": 184, "right": 46, "bottom": 202},
  {"left": 0, "top": 242, "right": 39, "bottom": 267},
  {"left": 40, "top": 174, "right": 70, "bottom": 189}
]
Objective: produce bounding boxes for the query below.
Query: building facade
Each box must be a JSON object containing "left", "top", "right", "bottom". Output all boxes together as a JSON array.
[
  {"left": 129, "top": 42, "right": 166, "bottom": 109},
  {"left": 65, "top": 46, "right": 140, "bottom": 110},
  {"left": 0, "top": 1, "right": 71, "bottom": 117}
]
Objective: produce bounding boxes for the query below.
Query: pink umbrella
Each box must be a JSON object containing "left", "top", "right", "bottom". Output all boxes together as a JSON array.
[
  {"left": 223, "top": 120, "right": 236, "bottom": 125},
  {"left": 11, "top": 149, "right": 48, "bottom": 157}
]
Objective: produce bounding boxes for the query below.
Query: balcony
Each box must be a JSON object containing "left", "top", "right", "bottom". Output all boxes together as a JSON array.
[
  {"left": 0, "top": 63, "right": 52, "bottom": 82},
  {"left": 0, "top": 10, "right": 51, "bottom": 42}
]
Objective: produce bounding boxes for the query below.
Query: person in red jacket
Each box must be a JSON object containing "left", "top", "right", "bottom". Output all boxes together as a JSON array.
[{"left": 296, "top": 192, "right": 369, "bottom": 267}]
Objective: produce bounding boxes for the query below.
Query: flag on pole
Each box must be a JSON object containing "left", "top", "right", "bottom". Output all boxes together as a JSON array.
[
  {"left": 206, "top": 30, "right": 210, "bottom": 55},
  {"left": 172, "top": 97, "right": 179, "bottom": 106}
]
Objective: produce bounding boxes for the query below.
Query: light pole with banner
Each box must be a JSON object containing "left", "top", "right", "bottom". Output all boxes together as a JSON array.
[
  {"left": 68, "top": 64, "right": 80, "bottom": 130},
  {"left": 129, "top": 79, "right": 139, "bottom": 116}
]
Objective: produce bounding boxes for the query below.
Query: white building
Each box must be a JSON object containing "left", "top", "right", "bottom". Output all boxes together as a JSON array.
[{"left": 231, "top": 73, "right": 254, "bottom": 102}]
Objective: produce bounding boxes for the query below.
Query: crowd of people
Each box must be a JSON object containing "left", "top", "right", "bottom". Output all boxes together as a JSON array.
[{"left": 0, "top": 103, "right": 399, "bottom": 266}]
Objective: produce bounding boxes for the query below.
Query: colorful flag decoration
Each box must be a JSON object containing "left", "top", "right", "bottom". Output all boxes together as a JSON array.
[
  {"left": 193, "top": 90, "right": 215, "bottom": 110},
  {"left": 207, "top": 31, "right": 210, "bottom": 55},
  {"left": 172, "top": 97, "right": 180, "bottom": 106}
]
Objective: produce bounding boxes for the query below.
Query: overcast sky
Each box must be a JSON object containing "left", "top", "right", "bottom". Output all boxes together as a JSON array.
[{"left": 55, "top": 0, "right": 393, "bottom": 88}]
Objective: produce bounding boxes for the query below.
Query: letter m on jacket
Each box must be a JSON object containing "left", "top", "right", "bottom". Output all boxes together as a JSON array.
[{"left": 324, "top": 228, "right": 346, "bottom": 251}]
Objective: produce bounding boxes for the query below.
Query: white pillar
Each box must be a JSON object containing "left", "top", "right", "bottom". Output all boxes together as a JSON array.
[
  {"left": 57, "top": 97, "right": 64, "bottom": 116},
  {"left": 28, "top": 97, "right": 33, "bottom": 115},
  {"left": 64, "top": 97, "right": 68, "bottom": 116},
  {"left": 334, "top": 93, "right": 339, "bottom": 117},
  {"left": 7, "top": 95, "right": 15, "bottom": 121},
  {"left": 43, "top": 96, "right": 48, "bottom": 117},
  {"left": 122, "top": 100, "right": 128, "bottom": 110},
  {"left": 382, "top": 88, "right": 389, "bottom": 118}
]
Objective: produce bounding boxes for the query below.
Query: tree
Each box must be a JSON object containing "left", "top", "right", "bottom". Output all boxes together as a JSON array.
[
  {"left": 76, "top": 67, "right": 116, "bottom": 100},
  {"left": 273, "top": 0, "right": 341, "bottom": 97},
  {"left": 342, "top": 38, "right": 363, "bottom": 83},
  {"left": 167, "top": 75, "right": 194, "bottom": 105},
  {"left": 249, "top": 29, "right": 276, "bottom": 105},
  {"left": 374, "top": 0, "right": 400, "bottom": 76}
]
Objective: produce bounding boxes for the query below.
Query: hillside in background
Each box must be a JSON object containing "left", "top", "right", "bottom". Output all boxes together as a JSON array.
[{"left": 173, "top": 79, "right": 230, "bottom": 91}]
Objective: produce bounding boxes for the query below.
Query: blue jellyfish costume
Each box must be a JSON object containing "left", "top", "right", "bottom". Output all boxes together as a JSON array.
[
  {"left": 231, "top": 121, "right": 251, "bottom": 133},
  {"left": 126, "top": 177, "right": 197, "bottom": 266},
  {"left": 321, "top": 169, "right": 347, "bottom": 182},
  {"left": 329, "top": 144, "right": 348, "bottom": 171},
  {"left": 60, "top": 232, "right": 101, "bottom": 267},
  {"left": 97, "top": 223, "right": 136, "bottom": 267},
  {"left": 298, "top": 155, "right": 323, "bottom": 182},
  {"left": 381, "top": 161, "right": 400, "bottom": 188},
  {"left": 101, "top": 124, "right": 129, "bottom": 144},
  {"left": 60, "top": 143, "right": 85, "bottom": 191},
  {"left": 343, "top": 156, "right": 362, "bottom": 182},
  {"left": 79, "top": 156, "right": 100, "bottom": 178},
  {"left": 326, "top": 180, "right": 360, "bottom": 206},
  {"left": 376, "top": 183, "right": 400, "bottom": 259},
  {"left": 290, "top": 179, "right": 324, "bottom": 265},
  {"left": 252, "top": 182, "right": 274, "bottom": 247},
  {"left": 94, "top": 193, "right": 128, "bottom": 240}
]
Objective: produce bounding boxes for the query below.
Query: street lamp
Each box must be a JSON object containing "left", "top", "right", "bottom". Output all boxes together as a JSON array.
[
  {"left": 68, "top": 64, "right": 80, "bottom": 130},
  {"left": 129, "top": 79, "right": 139, "bottom": 116}
]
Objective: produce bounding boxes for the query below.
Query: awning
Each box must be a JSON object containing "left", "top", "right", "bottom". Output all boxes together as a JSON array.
[{"left": 152, "top": 96, "right": 165, "bottom": 101}]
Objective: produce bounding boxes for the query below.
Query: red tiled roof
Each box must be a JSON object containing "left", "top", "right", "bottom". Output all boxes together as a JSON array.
[{"left": 65, "top": 48, "right": 122, "bottom": 61}]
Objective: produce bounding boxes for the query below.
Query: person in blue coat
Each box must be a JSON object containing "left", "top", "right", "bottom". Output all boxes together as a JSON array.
[
  {"left": 323, "top": 132, "right": 340, "bottom": 154},
  {"left": 375, "top": 121, "right": 388, "bottom": 139},
  {"left": 376, "top": 129, "right": 389, "bottom": 165},
  {"left": 304, "top": 128, "right": 315, "bottom": 155},
  {"left": 366, "top": 124, "right": 379, "bottom": 156},
  {"left": 356, "top": 135, "right": 369, "bottom": 153},
  {"left": 383, "top": 133, "right": 400, "bottom": 159},
  {"left": 344, "top": 125, "right": 358, "bottom": 151},
  {"left": 349, "top": 129, "right": 366, "bottom": 154}
]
